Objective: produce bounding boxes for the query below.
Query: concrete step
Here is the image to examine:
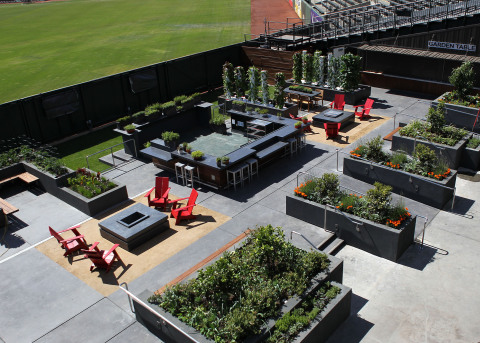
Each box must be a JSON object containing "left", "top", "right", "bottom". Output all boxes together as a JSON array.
[
  {"left": 98, "top": 149, "right": 133, "bottom": 167},
  {"left": 317, "top": 233, "right": 345, "bottom": 255}
]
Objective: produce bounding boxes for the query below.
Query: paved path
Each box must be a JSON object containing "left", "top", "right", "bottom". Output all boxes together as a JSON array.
[{"left": 1, "top": 88, "right": 479, "bottom": 342}]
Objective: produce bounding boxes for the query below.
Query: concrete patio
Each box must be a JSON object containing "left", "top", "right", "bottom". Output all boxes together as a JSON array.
[{"left": 1, "top": 87, "right": 479, "bottom": 342}]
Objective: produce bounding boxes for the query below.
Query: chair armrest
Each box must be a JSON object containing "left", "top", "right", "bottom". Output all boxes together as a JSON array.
[
  {"left": 58, "top": 225, "right": 81, "bottom": 234},
  {"left": 105, "top": 244, "right": 120, "bottom": 257},
  {"left": 169, "top": 196, "right": 189, "bottom": 204},
  {"left": 144, "top": 187, "right": 155, "bottom": 198},
  {"left": 60, "top": 234, "right": 85, "bottom": 243},
  {"left": 173, "top": 204, "right": 196, "bottom": 213},
  {"left": 87, "top": 241, "right": 100, "bottom": 251},
  {"left": 353, "top": 104, "right": 364, "bottom": 109},
  {"left": 161, "top": 187, "right": 171, "bottom": 199},
  {"left": 327, "top": 101, "right": 334, "bottom": 108}
]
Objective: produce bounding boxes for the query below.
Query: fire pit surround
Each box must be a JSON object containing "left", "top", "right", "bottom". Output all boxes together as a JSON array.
[{"left": 99, "top": 203, "right": 169, "bottom": 251}]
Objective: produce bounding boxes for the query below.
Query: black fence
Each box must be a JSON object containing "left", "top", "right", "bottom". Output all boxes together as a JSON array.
[{"left": 0, "top": 43, "right": 245, "bottom": 144}]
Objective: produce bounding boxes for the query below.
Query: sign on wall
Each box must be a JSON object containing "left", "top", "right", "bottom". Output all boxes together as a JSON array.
[
  {"left": 311, "top": 9, "right": 322, "bottom": 23},
  {"left": 428, "top": 41, "right": 476, "bottom": 52}
]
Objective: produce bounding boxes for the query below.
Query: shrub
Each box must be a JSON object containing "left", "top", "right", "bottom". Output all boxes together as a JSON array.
[
  {"left": 467, "top": 136, "right": 480, "bottom": 149},
  {"left": 191, "top": 150, "right": 204, "bottom": 159},
  {"left": 123, "top": 124, "right": 135, "bottom": 132},
  {"left": 289, "top": 85, "right": 313, "bottom": 93},
  {"left": 234, "top": 66, "right": 247, "bottom": 98},
  {"left": 117, "top": 115, "right": 131, "bottom": 124},
  {"left": 258, "top": 108, "right": 269, "bottom": 115},
  {"left": 294, "top": 121, "right": 302, "bottom": 129},
  {"left": 449, "top": 61, "right": 475, "bottom": 102},
  {"left": 145, "top": 103, "right": 161, "bottom": 117},
  {"left": 274, "top": 72, "right": 286, "bottom": 109},
  {"left": 426, "top": 103, "right": 446, "bottom": 134},
  {"left": 355, "top": 135, "right": 387, "bottom": 162},
  {"left": 161, "top": 101, "right": 176, "bottom": 110},
  {"left": 292, "top": 52, "right": 302, "bottom": 83},
  {"left": 232, "top": 100, "right": 244, "bottom": 106},
  {"left": 221, "top": 156, "right": 230, "bottom": 163},
  {"left": 161, "top": 131, "right": 180, "bottom": 142},
  {"left": 340, "top": 53, "right": 361, "bottom": 92},
  {"left": 67, "top": 168, "right": 116, "bottom": 199},
  {"left": 222, "top": 61, "right": 235, "bottom": 98},
  {"left": 414, "top": 143, "right": 438, "bottom": 173},
  {"left": 174, "top": 95, "right": 188, "bottom": 105}
]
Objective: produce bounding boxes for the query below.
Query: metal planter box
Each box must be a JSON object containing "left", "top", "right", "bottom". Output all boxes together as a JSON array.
[
  {"left": 342, "top": 156, "right": 457, "bottom": 209},
  {"left": 133, "top": 263, "right": 349, "bottom": 343},
  {"left": 460, "top": 135, "right": 480, "bottom": 170},
  {"left": 432, "top": 93, "right": 480, "bottom": 133},
  {"left": 391, "top": 131, "right": 468, "bottom": 169},
  {"left": 286, "top": 195, "right": 416, "bottom": 262}
]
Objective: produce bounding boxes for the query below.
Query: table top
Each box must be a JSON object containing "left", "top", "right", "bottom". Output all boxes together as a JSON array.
[
  {"left": 248, "top": 119, "right": 272, "bottom": 127},
  {"left": 313, "top": 110, "right": 354, "bottom": 123}
]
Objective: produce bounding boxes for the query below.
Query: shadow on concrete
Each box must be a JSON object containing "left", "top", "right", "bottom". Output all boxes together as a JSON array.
[
  {"left": 385, "top": 89, "right": 437, "bottom": 101},
  {"left": 370, "top": 97, "right": 392, "bottom": 110},
  {"left": 447, "top": 195, "right": 475, "bottom": 217},
  {"left": 327, "top": 293, "right": 374, "bottom": 343},
  {"left": 396, "top": 242, "right": 445, "bottom": 271}
]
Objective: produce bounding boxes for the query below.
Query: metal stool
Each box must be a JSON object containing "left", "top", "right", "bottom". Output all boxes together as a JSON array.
[
  {"left": 226, "top": 165, "right": 243, "bottom": 190},
  {"left": 287, "top": 137, "right": 297, "bottom": 157},
  {"left": 240, "top": 163, "right": 250, "bottom": 185},
  {"left": 184, "top": 165, "right": 199, "bottom": 188},
  {"left": 245, "top": 158, "right": 258, "bottom": 180},
  {"left": 175, "top": 162, "right": 186, "bottom": 185},
  {"left": 297, "top": 133, "right": 306, "bottom": 150}
]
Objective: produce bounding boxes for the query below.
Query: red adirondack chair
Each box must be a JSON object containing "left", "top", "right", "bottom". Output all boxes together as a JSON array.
[
  {"left": 169, "top": 188, "right": 198, "bottom": 225},
  {"left": 328, "top": 94, "right": 345, "bottom": 110},
  {"left": 82, "top": 242, "right": 123, "bottom": 273},
  {"left": 324, "top": 122, "right": 342, "bottom": 139},
  {"left": 49, "top": 225, "right": 88, "bottom": 256},
  {"left": 145, "top": 177, "right": 171, "bottom": 210},
  {"left": 353, "top": 98, "right": 374, "bottom": 120}
]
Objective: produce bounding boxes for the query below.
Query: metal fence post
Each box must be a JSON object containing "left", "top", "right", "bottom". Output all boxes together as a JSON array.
[{"left": 336, "top": 149, "right": 339, "bottom": 171}]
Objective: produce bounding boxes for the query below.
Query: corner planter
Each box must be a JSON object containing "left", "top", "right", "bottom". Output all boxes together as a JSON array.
[
  {"left": 286, "top": 195, "right": 417, "bottom": 262},
  {"left": 342, "top": 156, "right": 457, "bottom": 209},
  {"left": 391, "top": 131, "right": 468, "bottom": 169},
  {"left": 460, "top": 137, "right": 480, "bottom": 170},
  {"left": 132, "top": 254, "right": 347, "bottom": 343},
  {"left": 432, "top": 93, "right": 480, "bottom": 133}
]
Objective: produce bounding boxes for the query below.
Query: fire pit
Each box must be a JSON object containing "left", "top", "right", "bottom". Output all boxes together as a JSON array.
[{"left": 99, "top": 203, "right": 169, "bottom": 251}]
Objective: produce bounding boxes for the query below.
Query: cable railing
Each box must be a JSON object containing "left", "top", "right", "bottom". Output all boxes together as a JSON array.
[{"left": 85, "top": 139, "right": 136, "bottom": 173}]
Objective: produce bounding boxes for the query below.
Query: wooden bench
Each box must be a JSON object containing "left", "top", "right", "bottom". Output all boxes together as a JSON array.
[
  {"left": 0, "top": 197, "right": 18, "bottom": 215},
  {"left": 0, "top": 172, "right": 38, "bottom": 186}
]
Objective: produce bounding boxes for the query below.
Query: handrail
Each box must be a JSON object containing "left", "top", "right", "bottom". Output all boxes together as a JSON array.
[
  {"left": 86, "top": 139, "right": 136, "bottom": 171},
  {"left": 290, "top": 231, "right": 320, "bottom": 251},
  {"left": 118, "top": 283, "right": 202, "bottom": 343}
]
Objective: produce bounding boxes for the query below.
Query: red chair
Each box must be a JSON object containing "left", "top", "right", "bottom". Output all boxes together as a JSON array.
[
  {"left": 82, "top": 242, "right": 123, "bottom": 273},
  {"left": 353, "top": 98, "right": 374, "bottom": 120},
  {"left": 49, "top": 225, "right": 88, "bottom": 257},
  {"left": 324, "top": 122, "right": 342, "bottom": 139},
  {"left": 289, "top": 114, "right": 302, "bottom": 120},
  {"left": 145, "top": 177, "right": 171, "bottom": 210},
  {"left": 328, "top": 94, "right": 345, "bottom": 110},
  {"left": 169, "top": 188, "right": 198, "bottom": 225}
]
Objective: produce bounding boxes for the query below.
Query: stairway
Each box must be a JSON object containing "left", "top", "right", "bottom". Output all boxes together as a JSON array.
[
  {"left": 317, "top": 232, "right": 345, "bottom": 255},
  {"left": 98, "top": 149, "right": 133, "bottom": 167}
]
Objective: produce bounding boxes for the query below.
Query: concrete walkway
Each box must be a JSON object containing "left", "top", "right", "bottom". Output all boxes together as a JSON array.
[{"left": 1, "top": 87, "right": 479, "bottom": 342}]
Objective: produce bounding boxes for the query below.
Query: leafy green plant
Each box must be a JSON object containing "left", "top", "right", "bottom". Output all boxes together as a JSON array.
[
  {"left": 143, "top": 141, "right": 151, "bottom": 148},
  {"left": 292, "top": 52, "right": 302, "bottom": 83},
  {"left": 234, "top": 66, "right": 247, "bottom": 98},
  {"left": 449, "top": 61, "right": 475, "bottom": 102},
  {"left": 257, "top": 108, "right": 269, "bottom": 115},
  {"left": 210, "top": 112, "right": 225, "bottom": 125},
  {"left": 303, "top": 52, "right": 313, "bottom": 83},
  {"left": 414, "top": 143, "right": 438, "bottom": 173},
  {"left": 327, "top": 55, "right": 341, "bottom": 89},
  {"left": 191, "top": 150, "right": 204, "bottom": 160},
  {"left": 289, "top": 85, "right": 313, "bottom": 93},
  {"left": 313, "top": 50, "right": 325, "bottom": 85},
  {"left": 161, "top": 101, "right": 176, "bottom": 111},
  {"left": 426, "top": 103, "right": 446, "bottom": 134},
  {"left": 123, "top": 124, "right": 135, "bottom": 132},
  {"left": 161, "top": 131, "right": 180, "bottom": 142},
  {"left": 145, "top": 103, "right": 161, "bottom": 117},
  {"left": 67, "top": 168, "right": 116, "bottom": 199},
  {"left": 294, "top": 121, "right": 302, "bottom": 129},
  {"left": 221, "top": 156, "right": 229, "bottom": 164},
  {"left": 274, "top": 72, "right": 286, "bottom": 109},
  {"left": 232, "top": 100, "right": 244, "bottom": 106},
  {"left": 340, "top": 53, "right": 361, "bottom": 92},
  {"left": 174, "top": 95, "right": 188, "bottom": 105},
  {"left": 260, "top": 70, "right": 269, "bottom": 105},
  {"left": 222, "top": 61, "right": 235, "bottom": 98},
  {"left": 467, "top": 135, "right": 480, "bottom": 149},
  {"left": 247, "top": 66, "right": 260, "bottom": 103},
  {"left": 117, "top": 115, "right": 131, "bottom": 125}
]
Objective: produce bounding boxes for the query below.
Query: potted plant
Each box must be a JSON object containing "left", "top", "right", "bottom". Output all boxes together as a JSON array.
[
  {"left": 302, "top": 116, "right": 309, "bottom": 124},
  {"left": 185, "top": 144, "right": 192, "bottom": 154},
  {"left": 161, "top": 101, "right": 176, "bottom": 116},
  {"left": 161, "top": 131, "right": 180, "bottom": 150},
  {"left": 303, "top": 52, "right": 313, "bottom": 84},
  {"left": 222, "top": 61, "right": 235, "bottom": 98},
  {"left": 191, "top": 150, "right": 204, "bottom": 161},
  {"left": 123, "top": 124, "right": 136, "bottom": 134},
  {"left": 132, "top": 110, "right": 145, "bottom": 124},
  {"left": 261, "top": 70, "right": 269, "bottom": 105},
  {"left": 292, "top": 52, "right": 302, "bottom": 84},
  {"left": 232, "top": 100, "right": 246, "bottom": 112},
  {"left": 216, "top": 157, "right": 222, "bottom": 167},
  {"left": 248, "top": 66, "right": 260, "bottom": 103},
  {"left": 295, "top": 121, "right": 302, "bottom": 129},
  {"left": 222, "top": 156, "right": 230, "bottom": 165},
  {"left": 234, "top": 66, "right": 247, "bottom": 98},
  {"left": 340, "top": 53, "right": 362, "bottom": 92},
  {"left": 181, "top": 141, "right": 188, "bottom": 151},
  {"left": 274, "top": 72, "right": 286, "bottom": 109},
  {"left": 145, "top": 103, "right": 161, "bottom": 121},
  {"left": 313, "top": 50, "right": 325, "bottom": 86}
]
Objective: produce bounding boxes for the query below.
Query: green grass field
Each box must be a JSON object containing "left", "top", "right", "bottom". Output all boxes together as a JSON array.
[{"left": 0, "top": 0, "right": 250, "bottom": 104}]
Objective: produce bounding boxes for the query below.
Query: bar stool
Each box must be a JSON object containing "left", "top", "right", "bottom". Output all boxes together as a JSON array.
[
  {"left": 240, "top": 163, "right": 250, "bottom": 185},
  {"left": 184, "top": 165, "right": 199, "bottom": 188},
  {"left": 245, "top": 158, "right": 258, "bottom": 180},
  {"left": 175, "top": 162, "right": 186, "bottom": 185},
  {"left": 226, "top": 165, "right": 243, "bottom": 190},
  {"left": 287, "top": 137, "right": 297, "bottom": 157},
  {"left": 297, "top": 133, "right": 306, "bottom": 150}
]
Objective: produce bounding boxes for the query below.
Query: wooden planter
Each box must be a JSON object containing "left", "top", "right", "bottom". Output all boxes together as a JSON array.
[
  {"left": 132, "top": 254, "right": 348, "bottom": 343},
  {"left": 391, "top": 131, "right": 469, "bottom": 169},
  {"left": 432, "top": 93, "right": 480, "bottom": 133},
  {"left": 342, "top": 156, "right": 457, "bottom": 209},
  {"left": 286, "top": 194, "right": 417, "bottom": 262}
]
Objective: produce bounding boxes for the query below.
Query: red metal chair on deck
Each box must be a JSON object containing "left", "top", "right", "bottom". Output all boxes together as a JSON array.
[
  {"left": 82, "top": 242, "right": 123, "bottom": 273},
  {"left": 328, "top": 94, "right": 345, "bottom": 110},
  {"left": 169, "top": 188, "right": 198, "bottom": 225},
  {"left": 145, "top": 177, "right": 171, "bottom": 210},
  {"left": 324, "top": 122, "right": 342, "bottom": 139},
  {"left": 49, "top": 225, "right": 88, "bottom": 257},
  {"left": 353, "top": 98, "right": 374, "bottom": 120}
]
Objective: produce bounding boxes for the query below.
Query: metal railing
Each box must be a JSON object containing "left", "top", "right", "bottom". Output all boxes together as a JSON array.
[
  {"left": 85, "top": 139, "right": 136, "bottom": 172},
  {"left": 291, "top": 231, "right": 321, "bottom": 250},
  {"left": 119, "top": 283, "right": 201, "bottom": 343}
]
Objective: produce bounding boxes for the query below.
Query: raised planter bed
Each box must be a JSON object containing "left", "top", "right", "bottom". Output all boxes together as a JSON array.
[
  {"left": 460, "top": 137, "right": 480, "bottom": 170},
  {"left": 432, "top": 93, "right": 480, "bottom": 133},
  {"left": 286, "top": 194, "right": 416, "bottom": 262},
  {"left": 133, "top": 253, "right": 347, "bottom": 343},
  {"left": 285, "top": 80, "right": 371, "bottom": 105},
  {"left": 342, "top": 156, "right": 457, "bottom": 209},
  {"left": 217, "top": 95, "right": 299, "bottom": 117},
  {"left": 391, "top": 131, "right": 469, "bottom": 169}
]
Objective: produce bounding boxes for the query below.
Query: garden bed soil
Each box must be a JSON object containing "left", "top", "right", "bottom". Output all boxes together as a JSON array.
[
  {"left": 286, "top": 195, "right": 416, "bottom": 262},
  {"left": 133, "top": 255, "right": 348, "bottom": 343},
  {"left": 432, "top": 93, "right": 480, "bottom": 133},
  {"left": 285, "top": 80, "right": 371, "bottom": 105},
  {"left": 217, "top": 95, "right": 299, "bottom": 117},
  {"left": 391, "top": 130, "right": 469, "bottom": 169},
  {"left": 342, "top": 156, "right": 457, "bottom": 209}
]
